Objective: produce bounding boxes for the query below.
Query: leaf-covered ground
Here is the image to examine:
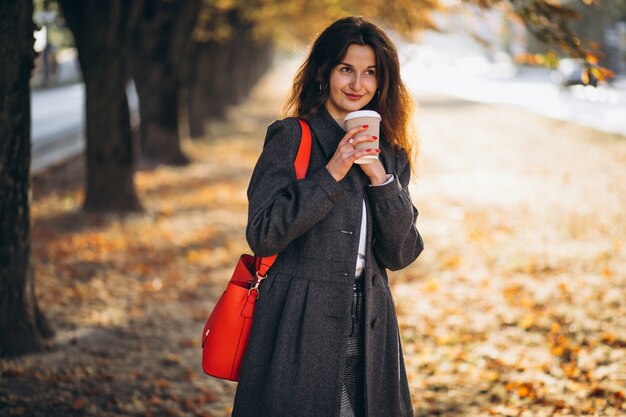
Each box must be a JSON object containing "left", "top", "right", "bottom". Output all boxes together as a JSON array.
[{"left": 1, "top": 61, "right": 625, "bottom": 416}]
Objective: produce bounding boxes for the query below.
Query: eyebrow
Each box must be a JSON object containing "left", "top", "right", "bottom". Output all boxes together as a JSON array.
[{"left": 340, "top": 62, "right": 377, "bottom": 68}]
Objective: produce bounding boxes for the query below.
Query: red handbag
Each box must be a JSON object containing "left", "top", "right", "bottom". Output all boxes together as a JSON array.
[{"left": 201, "top": 119, "right": 312, "bottom": 381}]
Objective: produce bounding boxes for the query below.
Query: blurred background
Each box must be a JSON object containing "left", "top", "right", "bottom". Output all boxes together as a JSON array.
[
  {"left": 28, "top": 0, "right": 626, "bottom": 175},
  {"left": 1, "top": 0, "right": 625, "bottom": 416}
]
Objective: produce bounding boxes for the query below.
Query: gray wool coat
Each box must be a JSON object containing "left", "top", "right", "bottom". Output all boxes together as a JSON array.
[{"left": 232, "top": 106, "right": 423, "bottom": 417}]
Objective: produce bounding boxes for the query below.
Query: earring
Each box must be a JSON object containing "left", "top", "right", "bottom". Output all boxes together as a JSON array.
[{"left": 319, "top": 83, "right": 323, "bottom": 93}]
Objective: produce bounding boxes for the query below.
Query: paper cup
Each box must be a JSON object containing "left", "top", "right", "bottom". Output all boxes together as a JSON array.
[{"left": 344, "top": 110, "right": 381, "bottom": 164}]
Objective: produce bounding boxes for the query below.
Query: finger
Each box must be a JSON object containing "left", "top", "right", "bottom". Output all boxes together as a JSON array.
[
  {"left": 351, "top": 134, "right": 378, "bottom": 147},
  {"left": 345, "top": 132, "right": 375, "bottom": 149},
  {"left": 339, "top": 124, "right": 370, "bottom": 146},
  {"left": 349, "top": 147, "right": 380, "bottom": 161}
]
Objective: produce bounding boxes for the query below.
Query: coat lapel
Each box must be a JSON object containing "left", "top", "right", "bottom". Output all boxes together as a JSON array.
[{"left": 306, "top": 106, "right": 347, "bottom": 160}]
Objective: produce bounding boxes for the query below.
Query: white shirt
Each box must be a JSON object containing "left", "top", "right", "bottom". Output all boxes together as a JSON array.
[
  {"left": 355, "top": 174, "right": 394, "bottom": 277},
  {"left": 333, "top": 117, "right": 393, "bottom": 277}
]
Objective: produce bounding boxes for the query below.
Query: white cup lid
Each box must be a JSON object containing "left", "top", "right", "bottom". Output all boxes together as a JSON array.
[{"left": 344, "top": 110, "right": 381, "bottom": 122}]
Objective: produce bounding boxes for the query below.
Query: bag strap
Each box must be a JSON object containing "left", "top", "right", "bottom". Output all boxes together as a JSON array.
[
  {"left": 256, "top": 118, "right": 312, "bottom": 279},
  {"left": 294, "top": 118, "right": 312, "bottom": 179}
]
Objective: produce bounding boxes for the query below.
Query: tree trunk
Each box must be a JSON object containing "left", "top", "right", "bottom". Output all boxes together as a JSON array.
[
  {"left": 230, "top": 20, "right": 263, "bottom": 107},
  {"left": 81, "top": 57, "right": 142, "bottom": 211},
  {"left": 186, "top": 10, "right": 275, "bottom": 139},
  {"left": 0, "top": 0, "right": 53, "bottom": 358},
  {"left": 175, "top": 1, "right": 202, "bottom": 144},
  {"left": 134, "top": 65, "right": 188, "bottom": 165},
  {"left": 187, "top": 38, "right": 238, "bottom": 138},
  {"left": 210, "top": 41, "right": 233, "bottom": 119},
  {"left": 188, "top": 41, "right": 223, "bottom": 138},
  {"left": 58, "top": 0, "right": 143, "bottom": 212},
  {"left": 223, "top": 17, "right": 274, "bottom": 108},
  {"left": 131, "top": 0, "right": 201, "bottom": 165}
]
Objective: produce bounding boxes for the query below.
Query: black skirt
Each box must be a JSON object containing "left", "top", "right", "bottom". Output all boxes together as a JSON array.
[{"left": 340, "top": 278, "right": 365, "bottom": 417}]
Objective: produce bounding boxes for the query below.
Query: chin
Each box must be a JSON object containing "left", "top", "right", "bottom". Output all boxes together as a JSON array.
[{"left": 346, "top": 102, "right": 368, "bottom": 112}]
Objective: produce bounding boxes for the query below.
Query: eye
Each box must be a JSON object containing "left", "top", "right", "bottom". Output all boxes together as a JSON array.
[
  {"left": 365, "top": 69, "right": 376, "bottom": 76},
  {"left": 339, "top": 66, "right": 352, "bottom": 73}
]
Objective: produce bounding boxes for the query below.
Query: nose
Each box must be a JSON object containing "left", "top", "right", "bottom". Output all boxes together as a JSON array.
[{"left": 349, "top": 73, "right": 363, "bottom": 90}]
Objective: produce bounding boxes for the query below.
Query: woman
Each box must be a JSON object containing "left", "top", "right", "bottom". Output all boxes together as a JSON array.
[{"left": 233, "top": 16, "right": 423, "bottom": 417}]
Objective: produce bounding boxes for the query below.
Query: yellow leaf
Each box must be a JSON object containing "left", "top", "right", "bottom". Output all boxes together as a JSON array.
[
  {"left": 435, "top": 334, "right": 451, "bottom": 346},
  {"left": 521, "top": 296, "right": 534, "bottom": 309},
  {"left": 551, "top": 345, "right": 565, "bottom": 357},
  {"left": 520, "top": 315, "right": 535, "bottom": 330},
  {"left": 442, "top": 254, "right": 461, "bottom": 269},
  {"left": 601, "top": 332, "right": 616, "bottom": 345},
  {"left": 503, "top": 284, "right": 524, "bottom": 301},
  {"left": 517, "top": 385, "right": 531, "bottom": 398},
  {"left": 424, "top": 279, "right": 439, "bottom": 293}
]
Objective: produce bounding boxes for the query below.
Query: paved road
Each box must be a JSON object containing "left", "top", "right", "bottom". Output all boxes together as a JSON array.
[
  {"left": 31, "top": 82, "right": 138, "bottom": 174},
  {"left": 399, "top": 32, "right": 626, "bottom": 137},
  {"left": 31, "top": 83, "right": 85, "bottom": 173}
]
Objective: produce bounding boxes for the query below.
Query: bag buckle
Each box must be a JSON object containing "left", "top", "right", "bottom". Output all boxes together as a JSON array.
[{"left": 248, "top": 271, "right": 267, "bottom": 298}]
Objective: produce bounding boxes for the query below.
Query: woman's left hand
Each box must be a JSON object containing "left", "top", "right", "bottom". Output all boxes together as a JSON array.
[{"left": 359, "top": 158, "right": 388, "bottom": 185}]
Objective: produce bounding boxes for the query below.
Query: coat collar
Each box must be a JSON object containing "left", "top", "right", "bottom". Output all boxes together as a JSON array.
[{"left": 305, "top": 106, "right": 347, "bottom": 160}]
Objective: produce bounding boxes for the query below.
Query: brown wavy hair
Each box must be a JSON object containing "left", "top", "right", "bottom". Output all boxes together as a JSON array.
[{"left": 283, "top": 16, "right": 417, "bottom": 165}]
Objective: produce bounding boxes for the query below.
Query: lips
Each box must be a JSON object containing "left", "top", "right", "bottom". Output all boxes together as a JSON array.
[{"left": 344, "top": 92, "right": 363, "bottom": 101}]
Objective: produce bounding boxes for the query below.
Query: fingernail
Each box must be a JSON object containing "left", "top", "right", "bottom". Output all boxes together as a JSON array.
[
  {"left": 366, "top": 148, "right": 372, "bottom": 152},
  {"left": 362, "top": 125, "right": 369, "bottom": 128},
  {"left": 372, "top": 136, "right": 377, "bottom": 140},
  {"left": 375, "top": 149, "right": 381, "bottom": 153}
]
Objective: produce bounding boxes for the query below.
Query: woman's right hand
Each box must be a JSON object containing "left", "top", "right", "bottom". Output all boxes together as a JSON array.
[{"left": 326, "top": 125, "right": 379, "bottom": 181}]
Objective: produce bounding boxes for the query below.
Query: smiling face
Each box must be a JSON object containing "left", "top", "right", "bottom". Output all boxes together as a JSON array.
[{"left": 324, "top": 44, "right": 377, "bottom": 121}]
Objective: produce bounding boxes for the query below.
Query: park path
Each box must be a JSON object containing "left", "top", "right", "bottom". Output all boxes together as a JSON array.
[{"left": 1, "top": 59, "right": 625, "bottom": 416}]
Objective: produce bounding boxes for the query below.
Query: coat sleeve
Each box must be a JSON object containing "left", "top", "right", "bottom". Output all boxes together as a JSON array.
[
  {"left": 366, "top": 148, "right": 424, "bottom": 271},
  {"left": 246, "top": 118, "right": 347, "bottom": 257}
]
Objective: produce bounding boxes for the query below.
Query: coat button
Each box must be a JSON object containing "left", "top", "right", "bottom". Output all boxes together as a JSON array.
[
  {"left": 371, "top": 275, "right": 378, "bottom": 287},
  {"left": 370, "top": 318, "right": 378, "bottom": 329}
]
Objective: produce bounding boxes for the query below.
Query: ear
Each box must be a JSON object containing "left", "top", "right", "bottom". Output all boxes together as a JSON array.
[
  {"left": 316, "top": 65, "right": 329, "bottom": 85},
  {"left": 316, "top": 72, "right": 324, "bottom": 85},
  {"left": 315, "top": 76, "right": 325, "bottom": 93}
]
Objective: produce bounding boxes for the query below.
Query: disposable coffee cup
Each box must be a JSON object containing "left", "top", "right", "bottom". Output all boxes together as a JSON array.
[{"left": 344, "top": 110, "right": 381, "bottom": 164}]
